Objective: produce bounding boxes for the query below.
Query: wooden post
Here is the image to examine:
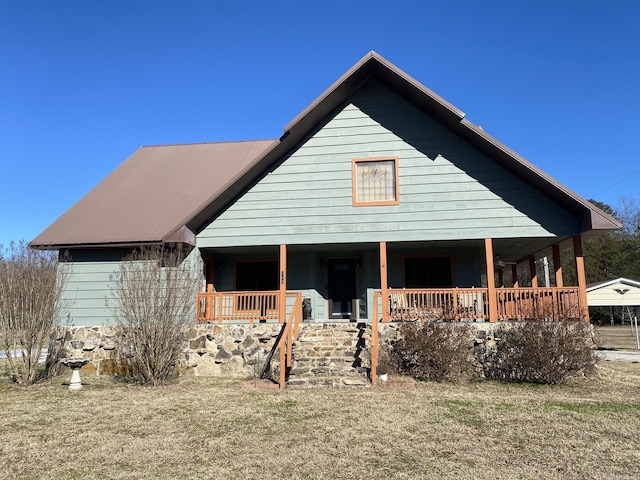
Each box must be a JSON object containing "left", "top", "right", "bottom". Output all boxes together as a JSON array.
[
  {"left": 371, "top": 306, "right": 379, "bottom": 387},
  {"left": 279, "top": 244, "right": 287, "bottom": 324},
  {"left": 380, "top": 241, "right": 389, "bottom": 323},
  {"left": 529, "top": 256, "right": 538, "bottom": 287},
  {"left": 485, "top": 238, "right": 498, "bottom": 323},
  {"left": 206, "top": 284, "right": 213, "bottom": 323},
  {"left": 511, "top": 264, "right": 519, "bottom": 288},
  {"left": 573, "top": 235, "right": 589, "bottom": 321},
  {"left": 552, "top": 243, "right": 563, "bottom": 288},
  {"left": 279, "top": 324, "right": 287, "bottom": 389}
]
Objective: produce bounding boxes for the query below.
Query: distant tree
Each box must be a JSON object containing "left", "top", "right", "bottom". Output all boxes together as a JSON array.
[
  {"left": 586, "top": 198, "right": 617, "bottom": 218},
  {"left": 0, "top": 241, "right": 68, "bottom": 384},
  {"left": 109, "top": 245, "right": 199, "bottom": 385}
]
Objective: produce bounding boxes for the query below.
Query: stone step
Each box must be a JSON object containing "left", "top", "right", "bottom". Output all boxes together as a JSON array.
[
  {"left": 292, "top": 355, "right": 361, "bottom": 363},
  {"left": 289, "top": 366, "right": 367, "bottom": 377},
  {"left": 286, "top": 323, "right": 372, "bottom": 388},
  {"left": 287, "top": 377, "right": 371, "bottom": 388}
]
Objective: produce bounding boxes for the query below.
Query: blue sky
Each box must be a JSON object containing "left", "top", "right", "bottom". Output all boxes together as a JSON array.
[{"left": 1, "top": 1, "right": 639, "bottom": 247}]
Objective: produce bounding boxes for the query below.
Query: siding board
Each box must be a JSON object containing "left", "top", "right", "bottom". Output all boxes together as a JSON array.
[{"left": 198, "top": 80, "right": 579, "bottom": 248}]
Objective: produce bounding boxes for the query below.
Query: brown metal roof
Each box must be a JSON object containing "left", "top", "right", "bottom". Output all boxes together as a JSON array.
[
  {"left": 31, "top": 140, "right": 276, "bottom": 248},
  {"left": 33, "top": 51, "right": 620, "bottom": 249}
]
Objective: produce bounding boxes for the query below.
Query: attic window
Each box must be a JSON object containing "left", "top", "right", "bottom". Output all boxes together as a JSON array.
[{"left": 352, "top": 157, "right": 399, "bottom": 206}]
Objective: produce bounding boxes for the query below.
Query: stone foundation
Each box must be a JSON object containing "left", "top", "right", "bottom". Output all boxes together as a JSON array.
[
  {"left": 49, "top": 323, "right": 284, "bottom": 379},
  {"left": 49, "top": 321, "right": 589, "bottom": 383}
]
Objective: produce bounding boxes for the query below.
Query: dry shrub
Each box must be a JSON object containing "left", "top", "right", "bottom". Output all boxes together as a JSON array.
[
  {"left": 390, "top": 321, "right": 474, "bottom": 382},
  {"left": 0, "top": 241, "right": 68, "bottom": 384},
  {"left": 482, "top": 321, "right": 597, "bottom": 384},
  {"left": 109, "top": 245, "right": 199, "bottom": 385}
]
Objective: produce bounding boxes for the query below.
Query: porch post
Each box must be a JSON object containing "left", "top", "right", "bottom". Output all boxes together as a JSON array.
[
  {"left": 484, "top": 238, "right": 498, "bottom": 323},
  {"left": 379, "top": 241, "right": 389, "bottom": 323},
  {"left": 552, "top": 243, "right": 563, "bottom": 287},
  {"left": 529, "top": 256, "right": 538, "bottom": 287},
  {"left": 572, "top": 235, "right": 589, "bottom": 321},
  {"left": 279, "top": 244, "right": 287, "bottom": 324},
  {"left": 511, "top": 264, "right": 519, "bottom": 288}
]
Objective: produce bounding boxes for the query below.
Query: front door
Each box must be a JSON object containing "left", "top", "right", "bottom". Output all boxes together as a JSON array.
[{"left": 327, "top": 258, "right": 356, "bottom": 320}]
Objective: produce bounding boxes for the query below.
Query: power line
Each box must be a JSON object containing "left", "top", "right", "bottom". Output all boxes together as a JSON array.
[{"left": 591, "top": 167, "right": 640, "bottom": 198}]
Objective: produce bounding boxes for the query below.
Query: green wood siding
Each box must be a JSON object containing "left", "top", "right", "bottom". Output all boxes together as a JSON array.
[
  {"left": 60, "top": 248, "right": 201, "bottom": 327},
  {"left": 198, "top": 80, "right": 578, "bottom": 248},
  {"left": 60, "top": 256, "right": 121, "bottom": 326}
]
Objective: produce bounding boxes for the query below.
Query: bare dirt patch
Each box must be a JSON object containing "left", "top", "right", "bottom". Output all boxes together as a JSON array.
[{"left": 0, "top": 365, "right": 639, "bottom": 480}]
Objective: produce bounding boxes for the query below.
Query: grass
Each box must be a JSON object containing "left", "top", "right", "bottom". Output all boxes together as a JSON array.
[
  {"left": 595, "top": 325, "right": 640, "bottom": 350},
  {"left": 1, "top": 361, "right": 639, "bottom": 480}
]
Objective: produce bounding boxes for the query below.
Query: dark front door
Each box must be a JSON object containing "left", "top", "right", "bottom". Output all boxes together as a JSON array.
[{"left": 327, "top": 258, "right": 356, "bottom": 319}]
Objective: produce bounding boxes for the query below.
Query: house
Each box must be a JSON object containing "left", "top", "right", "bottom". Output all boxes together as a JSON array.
[{"left": 32, "top": 52, "right": 620, "bottom": 385}]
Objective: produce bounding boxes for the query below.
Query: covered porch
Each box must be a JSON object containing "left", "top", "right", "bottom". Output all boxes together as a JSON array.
[{"left": 195, "top": 236, "right": 589, "bottom": 324}]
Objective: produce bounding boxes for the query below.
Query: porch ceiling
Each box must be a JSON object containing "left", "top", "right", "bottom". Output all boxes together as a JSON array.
[
  {"left": 200, "top": 238, "right": 567, "bottom": 265},
  {"left": 492, "top": 236, "right": 573, "bottom": 265}
]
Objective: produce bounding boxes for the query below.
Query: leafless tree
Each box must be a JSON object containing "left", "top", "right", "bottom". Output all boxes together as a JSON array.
[
  {"left": 0, "top": 241, "right": 67, "bottom": 384},
  {"left": 617, "top": 195, "right": 640, "bottom": 237},
  {"left": 109, "top": 245, "right": 199, "bottom": 385}
]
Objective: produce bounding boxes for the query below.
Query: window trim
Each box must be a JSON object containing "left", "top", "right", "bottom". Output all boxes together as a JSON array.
[{"left": 351, "top": 156, "right": 400, "bottom": 206}]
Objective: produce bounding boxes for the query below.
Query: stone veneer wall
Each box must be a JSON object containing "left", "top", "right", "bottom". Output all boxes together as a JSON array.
[
  {"left": 50, "top": 321, "right": 564, "bottom": 381},
  {"left": 50, "top": 323, "right": 284, "bottom": 379},
  {"left": 377, "top": 321, "right": 503, "bottom": 346}
]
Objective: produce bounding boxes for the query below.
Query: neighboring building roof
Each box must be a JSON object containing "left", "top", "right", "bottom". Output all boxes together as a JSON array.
[
  {"left": 587, "top": 277, "right": 640, "bottom": 307},
  {"left": 587, "top": 277, "right": 640, "bottom": 291},
  {"left": 31, "top": 140, "right": 276, "bottom": 248},
  {"left": 32, "top": 51, "right": 620, "bottom": 249}
]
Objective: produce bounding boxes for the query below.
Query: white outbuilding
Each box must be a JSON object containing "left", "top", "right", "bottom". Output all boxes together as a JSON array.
[
  {"left": 587, "top": 277, "right": 640, "bottom": 348},
  {"left": 587, "top": 277, "right": 640, "bottom": 309}
]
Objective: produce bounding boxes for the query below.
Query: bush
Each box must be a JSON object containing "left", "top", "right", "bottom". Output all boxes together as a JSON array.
[
  {"left": 390, "top": 321, "right": 474, "bottom": 382},
  {"left": 109, "top": 245, "right": 199, "bottom": 385},
  {"left": 481, "top": 321, "right": 597, "bottom": 384},
  {"left": 0, "top": 241, "right": 68, "bottom": 384}
]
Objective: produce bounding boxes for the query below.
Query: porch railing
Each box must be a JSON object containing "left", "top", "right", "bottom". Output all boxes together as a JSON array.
[
  {"left": 496, "top": 287, "right": 583, "bottom": 321},
  {"left": 374, "top": 288, "right": 490, "bottom": 322},
  {"left": 195, "top": 288, "right": 299, "bottom": 324},
  {"left": 277, "top": 292, "right": 303, "bottom": 389},
  {"left": 373, "top": 287, "right": 582, "bottom": 323}
]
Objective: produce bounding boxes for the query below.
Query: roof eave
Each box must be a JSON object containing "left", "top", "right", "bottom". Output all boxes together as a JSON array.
[
  {"left": 457, "top": 119, "right": 621, "bottom": 234},
  {"left": 587, "top": 277, "right": 640, "bottom": 291},
  {"left": 284, "top": 51, "right": 465, "bottom": 140},
  {"left": 30, "top": 240, "right": 166, "bottom": 251}
]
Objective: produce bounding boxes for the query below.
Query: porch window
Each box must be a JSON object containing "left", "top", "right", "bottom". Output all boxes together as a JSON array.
[
  {"left": 235, "top": 260, "right": 278, "bottom": 291},
  {"left": 352, "top": 157, "right": 399, "bottom": 206},
  {"left": 403, "top": 255, "right": 453, "bottom": 288}
]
